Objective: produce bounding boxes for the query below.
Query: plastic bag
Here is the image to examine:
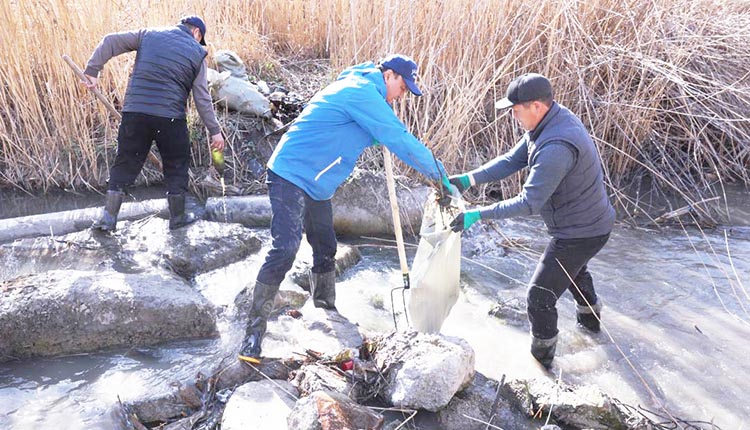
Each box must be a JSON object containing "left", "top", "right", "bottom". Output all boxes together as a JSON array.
[
  {"left": 408, "top": 191, "right": 461, "bottom": 333},
  {"left": 206, "top": 68, "right": 272, "bottom": 119},
  {"left": 215, "top": 49, "right": 249, "bottom": 80}
]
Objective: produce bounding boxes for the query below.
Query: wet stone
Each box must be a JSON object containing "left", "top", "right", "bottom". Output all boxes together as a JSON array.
[
  {"left": 0, "top": 269, "right": 217, "bottom": 361},
  {"left": 373, "top": 330, "right": 475, "bottom": 412},
  {"left": 0, "top": 218, "right": 262, "bottom": 281},
  {"left": 286, "top": 390, "right": 384, "bottom": 430}
]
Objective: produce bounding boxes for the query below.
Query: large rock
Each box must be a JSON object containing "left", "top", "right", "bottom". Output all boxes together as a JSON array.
[
  {"left": 222, "top": 380, "right": 299, "bottom": 430},
  {"left": 437, "top": 372, "right": 536, "bottom": 430},
  {"left": 0, "top": 269, "right": 216, "bottom": 361},
  {"left": 205, "top": 170, "right": 432, "bottom": 236},
  {"left": 505, "top": 378, "right": 628, "bottom": 430},
  {"left": 287, "top": 390, "right": 383, "bottom": 430},
  {"left": 374, "top": 330, "right": 475, "bottom": 411},
  {"left": 291, "top": 362, "right": 366, "bottom": 401},
  {"left": 0, "top": 218, "right": 261, "bottom": 282}
]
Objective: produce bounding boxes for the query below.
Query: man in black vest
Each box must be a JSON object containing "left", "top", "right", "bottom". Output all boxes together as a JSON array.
[
  {"left": 83, "top": 15, "right": 224, "bottom": 231},
  {"left": 448, "top": 73, "right": 615, "bottom": 369}
]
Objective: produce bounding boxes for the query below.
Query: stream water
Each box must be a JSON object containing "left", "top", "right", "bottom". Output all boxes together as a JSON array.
[{"left": 1, "top": 189, "right": 749, "bottom": 429}]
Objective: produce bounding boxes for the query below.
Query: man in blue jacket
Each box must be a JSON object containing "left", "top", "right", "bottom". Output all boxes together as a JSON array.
[
  {"left": 239, "top": 54, "right": 454, "bottom": 364},
  {"left": 448, "top": 73, "right": 615, "bottom": 369}
]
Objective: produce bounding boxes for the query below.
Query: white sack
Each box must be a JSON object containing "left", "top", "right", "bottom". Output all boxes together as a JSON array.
[
  {"left": 214, "top": 49, "right": 249, "bottom": 80},
  {"left": 206, "top": 68, "right": 272, "bottom": 119},
  {"left": 408, "top": 193, "right": 461, "bottom": 333}
]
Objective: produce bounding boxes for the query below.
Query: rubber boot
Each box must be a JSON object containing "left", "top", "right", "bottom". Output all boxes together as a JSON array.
[
  {"left": 167, "top": 193, "right": 197, "bottom": 230},
  {"left": 309, "top": 270, "right": 336, "bottom": 310},
  {"left": 238, "top": 281, "right": 279, "bottom": 364},
  {"left": 92, "top": 190, "right": 124, "bottom": 232},
  {"left": 576, "top": 301, "right": 602, "bottom": 333},
  {"left": 531, "top": 335, "right": 558, "bottom": 369}
]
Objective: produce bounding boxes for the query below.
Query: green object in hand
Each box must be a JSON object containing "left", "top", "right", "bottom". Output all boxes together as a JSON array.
[{"left": 211, "top": 148, "right": 224, "bottom": 174}]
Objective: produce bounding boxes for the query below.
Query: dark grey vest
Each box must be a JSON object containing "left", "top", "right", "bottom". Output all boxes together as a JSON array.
[
  {"left": 123, "top": 25, "right": 206, "bottom": 119},
  {"left": 528, "top": 103, "right": 615, "bottom": 239}
]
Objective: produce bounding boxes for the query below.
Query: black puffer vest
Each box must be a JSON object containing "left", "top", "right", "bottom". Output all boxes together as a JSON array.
[
  {"left": 123, "top": 25, "right": 206, "bottom": 119},
  {"left": 528, "top": 103, "right": 615, "bottom": 239}
]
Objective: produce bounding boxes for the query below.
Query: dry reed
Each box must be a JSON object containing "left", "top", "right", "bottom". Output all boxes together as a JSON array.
[{"left": 0, "top": 0, "right": 748, "bottom": 215}]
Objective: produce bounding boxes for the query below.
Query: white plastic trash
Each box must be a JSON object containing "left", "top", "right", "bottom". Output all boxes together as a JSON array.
[
  {"left": 207, "top": 68, "right": 272, "bottom": 119},
  {"left": 408, "top": 192, "right": 462, "bottom": 333}
]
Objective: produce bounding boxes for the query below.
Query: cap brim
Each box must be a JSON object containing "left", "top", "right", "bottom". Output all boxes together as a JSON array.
[
  {"left": 494, "top": 98, "right": 514, "bottom": 109},
  {"left": 200, "top": 38, "right": 206, "bottom": 46},
  {"left": 404, "top": 79, "right": 422, "bottom": 97}
]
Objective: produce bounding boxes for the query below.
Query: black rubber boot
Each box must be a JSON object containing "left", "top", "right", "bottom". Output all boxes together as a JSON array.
[
  {"left": 309, "top": 270, "right": 336, "bottom": 310},
  {"left": 92, "top": 190, "right": 124, "bottom": 232},
  {"left": 576, "top": 301, "right": 602, "bottom": 333},
  {"left": 531, "top": 335, "right": 558, "bottom": 369},
  {"left": 238, "top": 281, "right": 279, "bottom": 364},
  {"left": 167, "top": 193, "right": 197, "bottom": 230}
]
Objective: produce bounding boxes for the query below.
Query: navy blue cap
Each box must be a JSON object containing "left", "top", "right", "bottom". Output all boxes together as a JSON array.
[
  {"left": 495, "top": 73, "right": 553, "bottom": 109},
  {"left": 180, "top": 15, "right": 207, "bottom": 46},
  {"left": 379, "top": 54, "right": 422, "bottom": 96}
]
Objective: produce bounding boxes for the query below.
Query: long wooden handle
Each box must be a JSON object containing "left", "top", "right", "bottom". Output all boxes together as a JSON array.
[
  {"left": 63, "top": 54, "right": 122, "bottom": 120},
  {"left": 62, "top": 54, "right": 163, "bottom": 170},
  {"left": 383, "top": 147, "right": 410, "bottom": 279}
]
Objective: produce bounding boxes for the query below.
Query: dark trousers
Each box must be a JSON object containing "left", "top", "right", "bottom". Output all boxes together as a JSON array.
[
  {"left": 527, "top": 233, "right": 610, "bottom": 339},
  {"left": 108, "top": 112, "right": 190, "bottom": 194},
  {"left": 256, "top": 170, "right": 337, "bottom": 286}
]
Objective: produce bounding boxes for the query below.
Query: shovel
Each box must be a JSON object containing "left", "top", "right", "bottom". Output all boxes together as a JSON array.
[{"left": 62, "top": 54, "right": 163, "bottom": 171}]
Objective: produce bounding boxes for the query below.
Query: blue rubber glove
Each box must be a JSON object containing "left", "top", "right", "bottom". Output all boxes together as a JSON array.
[
  {"left": 448, "top": 174, "right": 472, "bottom": 193},
  {"left": 450, "top": 210, "right": 481, "bottom": 232}
]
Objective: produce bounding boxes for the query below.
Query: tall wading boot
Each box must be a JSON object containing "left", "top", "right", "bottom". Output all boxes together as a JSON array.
[
  {"left": 531, "top": 335, "right": 558, "bottom": 369},
  {"left": 309, "top": 270, "right": 336, "bottom": 310},
  {"left": 92, "top": 190, "right": 124, "bottom": 232},
  {"left": 576, "top": 301, "right": 603, "bottom": 333},
  {"left": 238, "top": 281, "right": 279, "bottom": 364},
  {"left": 167, "top": 192, "right": 197, "bottom": 230}
]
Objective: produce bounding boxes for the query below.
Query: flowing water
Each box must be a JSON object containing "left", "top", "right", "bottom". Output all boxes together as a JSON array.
[{"left": 1, "top": 192, "right": 749, "bottom": 429}]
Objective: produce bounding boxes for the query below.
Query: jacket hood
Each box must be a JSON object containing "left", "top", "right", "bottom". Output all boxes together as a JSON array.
[{"left": 335, "top": 62, "right": 385, "bottom": 97}]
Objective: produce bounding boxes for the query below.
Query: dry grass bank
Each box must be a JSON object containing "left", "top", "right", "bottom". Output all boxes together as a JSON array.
[{"left": 1, "top": 0, "right": 748, "bottom": 217}]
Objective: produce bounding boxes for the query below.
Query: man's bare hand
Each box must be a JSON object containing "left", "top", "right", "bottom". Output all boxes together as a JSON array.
[
  {"left": 82, "top": 74, "right": 98, "bottom": 89},
  {"left": 210, "top": 133, "right": 225, "bottom": 151}
]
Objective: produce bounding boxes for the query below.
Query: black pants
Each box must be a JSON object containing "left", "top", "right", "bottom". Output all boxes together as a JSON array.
[
  {"left": 527, "top": 233, "right": 610, "bottom": 339},
  {"left": 256, "top": 170, "right": 337, "bottom": 286},
  {"left": 108, "top": 112, "right": 190, "bottom": 194}
]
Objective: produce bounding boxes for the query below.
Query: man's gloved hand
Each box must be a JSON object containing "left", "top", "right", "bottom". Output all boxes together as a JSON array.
[
  {"left": 450, "top": 210, "right": 481, "bottom": 232},
  {"left": 439, "top": 176, "right": 458, "bottom": 208},
  {"left": 448, "top": 174, "right": 473, "bottom": 193}
]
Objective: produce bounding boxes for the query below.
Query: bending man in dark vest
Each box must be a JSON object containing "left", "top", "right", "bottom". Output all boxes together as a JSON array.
[
  {"left": 448, "top": 73, "right": 615, "bottom": 369},
  {"left": 83, "top": 15, "right": 225, "bottom": 231}
]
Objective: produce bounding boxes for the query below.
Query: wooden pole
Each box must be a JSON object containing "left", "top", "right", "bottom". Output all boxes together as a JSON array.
[
  {"left": 62, "top": 54, "right": 163, "bottom": 171},
  {"left": 383, "top": 146, "right": 410, "bottom": 289}
]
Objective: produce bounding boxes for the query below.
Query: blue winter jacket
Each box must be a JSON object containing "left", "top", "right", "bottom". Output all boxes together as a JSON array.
[{"left": 267, "top": 62, "right": 445, "bottom": 201}]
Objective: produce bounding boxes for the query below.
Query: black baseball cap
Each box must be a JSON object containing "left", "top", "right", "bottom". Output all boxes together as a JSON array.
[
  {"left": 495, "top": 73, "right": 553, "bottom": 109},
  {"left": 180, "top": 15, "right": 207, "bottom": 46}
]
